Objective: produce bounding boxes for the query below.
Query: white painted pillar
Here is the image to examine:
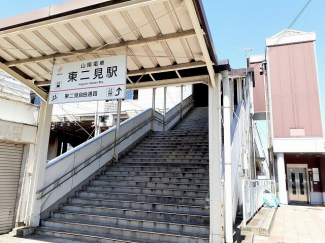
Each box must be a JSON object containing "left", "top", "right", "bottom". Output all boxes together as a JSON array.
[
  {"left": 209, "top": 74, "right": 223, "bottom": 243},
  {"left": 276, "top": 153, "right": 288, "bottom": 204},
  {"left": 114, "top": 99, "right": 122, "bottom": 161},
  {"left": 222, "top": 70, "right": 233, "bottom": 243},
  {"left": 229, "top": 78, "right": 234, "bottom": 123},
  {"left": 163, "top": 87, "right": 167, "bottom": 131},
  {"left": 151, "top": 88, "right": 156, "bottom": 130},
  {"left": 180, "top": 85, "right": 184, "bottom": 120},
  {"left": 27, "top": 100, "right": 53, "bottom": 227},
  {"left": 94, "top": 101, "right": 100, "bottom": 136},
  {"left": 237, "top": 78, "right": 242, "bottom": 103}
]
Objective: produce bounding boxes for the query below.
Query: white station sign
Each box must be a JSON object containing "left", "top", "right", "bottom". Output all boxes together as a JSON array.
[{"left": 49, "top": 55, "right": 126, "bottom": 104}]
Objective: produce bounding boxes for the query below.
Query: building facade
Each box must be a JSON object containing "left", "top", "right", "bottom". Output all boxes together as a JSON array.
[
  {"left": 251, "top": 30, "right": 325, "bottom": 205},
  {"left": 0, "top": 72, "right": 39, "bottom": 233}
]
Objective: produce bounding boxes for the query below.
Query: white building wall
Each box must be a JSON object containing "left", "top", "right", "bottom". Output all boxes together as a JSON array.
[
  {"left": 0, "top": 97, "right": 39, "bottom": 227},
  {"left": 0, "top": 71, "right": 30, "bottom": 103}
]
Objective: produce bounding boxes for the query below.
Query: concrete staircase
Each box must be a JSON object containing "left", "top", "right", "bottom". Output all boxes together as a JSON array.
[{"left": 36, "top": 107, "right": 209, "bottom": 243}]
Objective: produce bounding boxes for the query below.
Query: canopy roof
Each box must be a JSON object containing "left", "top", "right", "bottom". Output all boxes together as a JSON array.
[{"left": 0, "top": 0, "right": 221, "bottom": 101}]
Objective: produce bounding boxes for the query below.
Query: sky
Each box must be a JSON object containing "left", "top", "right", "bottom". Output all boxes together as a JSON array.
[
  {"left": 202, "top": 0, "right": 325, "bottom": 136},
  {"left": 0, "top": 0, "right": 324, "bottom": 135}
]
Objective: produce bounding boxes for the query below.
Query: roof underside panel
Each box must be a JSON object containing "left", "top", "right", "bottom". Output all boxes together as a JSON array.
[{"left": 0, "top": 0, "right": 217, "bottom": 90}]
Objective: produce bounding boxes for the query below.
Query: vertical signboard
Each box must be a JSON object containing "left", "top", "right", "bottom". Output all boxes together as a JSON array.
[{"left": 49, "top": 55, "right": 126, "bottom": 104}]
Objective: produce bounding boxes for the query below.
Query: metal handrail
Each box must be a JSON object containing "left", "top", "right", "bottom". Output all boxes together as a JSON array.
[
  {"left": 165, "top": 100, "right": 193, "bottom": 124},
  {"left": 37, "top": 100, "right": 194, "bottom": 199},
  {"left": 37, "top": 115, "right": 156, "bottom": 199}
]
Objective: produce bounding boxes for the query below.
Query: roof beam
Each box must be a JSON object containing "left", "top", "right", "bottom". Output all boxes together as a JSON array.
[
  {"left": 0, "top": 62, "right": 48, "bottom": 101},
  {"left": 34, "top": 61, "right": 207, "bottom": 86},
  {"left": 5, "top": 29, "right": 196, "bottom": 67},
  {"left": 184, "top": 0, "right": 216, "bottom": 88},
  {"left": 127, "top": 61, "right": 205, "bottom": 76},
  {"left": 126, "top": 75, "right": 209, "bottom": 89}
]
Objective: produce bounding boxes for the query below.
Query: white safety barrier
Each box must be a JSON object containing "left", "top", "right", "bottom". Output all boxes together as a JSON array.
[
  {"left": 242, "top": 179, "right": 274, "bottom": 226},
  {"left": 37, "top": 96, "right": 193, "bottom": 213},
  {"left": 230, "top": 90, "right": 251, "bottom": 223},
  {"left": 165, "top": 95, "right": 193, "bottom": 131}
]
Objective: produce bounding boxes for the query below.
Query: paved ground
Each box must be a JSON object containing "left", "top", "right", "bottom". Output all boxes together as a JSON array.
[
  {"left": 0, "top": 233, "right": 80, "bottom": 243},
  {"left": 254, "top": 204, "right": 325, "bottom": 243},
  {"left": 1, "top": 205, "right": 325, "bottom": 243}
]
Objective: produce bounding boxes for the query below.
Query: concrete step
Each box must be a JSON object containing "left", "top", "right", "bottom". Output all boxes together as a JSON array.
[
  {"left": 145, "top": 138, "right": 208, "bottom": 142},
  {"left": 84, "top": 186, "right": 208, "bottom": 197},
  {"left": 126, "top": 155, "right": 209, "bottom": 159},
  {"left": 136, "top": 144, "right": 209, "bottom": 148},
  {"left": 40, "top": 219, "right": 209, "bottom": 243},
  {"left": 120, "top": 158, "right": 209, "bottom": 163},
  {"left": 140, "top": 141, "right": 209, "bottom": 146},
  {"left": 76, "top": 191, "right": 206, "bottom": 206},
  {"left": 36, "top": 227, "right": 144, "bottom": 243},
  {"left": 117, "top": 161, "right": 208, "bottom": 167},
  {"left": 103, "top": 171, "right": 208, "bottom": 178},
  {"left": 131, "top": 147, "right": 209, "bottom": 152},
  {"left": 152, "top": 131, "right": 208, "bottom": 135},
  {"left": 142, "top": 138, "right": 208, "bottom": 142},
  {"left": 59, "top": 204, "right": 209, "bottom": 225},
  {"left": 68, "top": 198, "right": 209, "bottom": 215},
  {"left": 96, "top": 175, "right": 209, "bottom": 184},
  {"left": 96, "top": 175, "right": 209, "bottom": 185},
  {"left": 90, "top": 180, "right": 209, "bottom": 190},
  {"left": 109, "top": 166, "right": 208, "bottom": 173},
  {"left": 51, "top": 211, "right": 209, "bottom": 235},
  {"left": 128, "top": 151, "right": 208, "bottom": 156},
  {"left": 241, "top": 207, "right": 276, "bottom": 237}
]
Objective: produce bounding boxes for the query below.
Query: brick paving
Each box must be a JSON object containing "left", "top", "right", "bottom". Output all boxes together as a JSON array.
[{"left": 254, "top": 205, "right": 325, "bottom": 243}]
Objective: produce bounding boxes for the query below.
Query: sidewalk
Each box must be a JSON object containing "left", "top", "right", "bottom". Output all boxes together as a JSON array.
[
  {"left": 0, "top": 233, "right": 79, "bottom": 243},
  {"left": 254, "top": 204, "right": 325, "bottom": 243}
]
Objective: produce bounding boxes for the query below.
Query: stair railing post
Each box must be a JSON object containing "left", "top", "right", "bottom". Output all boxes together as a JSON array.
[
  {"left": 222, "top": 70, "right": 233, "bottom": 243},
  {"left": 163, "top": 87, "right": 167, "bottom": 131},
  {"left": 114, "top": 99, "right": 122, "bottom": 161}
]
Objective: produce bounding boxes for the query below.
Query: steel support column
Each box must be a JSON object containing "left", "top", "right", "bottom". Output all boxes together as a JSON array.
[
  {"left": 222, "top": 70, "right": 233, "bottom": 243},
  {"left": 27, "top": 100, "right": 53, "bottom": 227},
  {"left": 209, "top": 74, "right": 223, "bottom": 243},
  {"left": 152, "top": 88, "right": 156, "bottom": 130},
  {"left": 180, "top": 85, "right": 184, "bottom": 120},
  {"left": 163, "top": 87, "right": 167, "bottom": 131}
]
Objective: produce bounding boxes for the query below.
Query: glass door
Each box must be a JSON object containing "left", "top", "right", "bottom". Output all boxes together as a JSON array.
[{"left": 287, "top": 167, "right": 308, "bottom": 203}]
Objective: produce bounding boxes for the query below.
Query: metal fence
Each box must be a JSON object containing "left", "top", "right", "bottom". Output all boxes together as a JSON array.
[{"left": 242, "top": 179, "right": 274, "bottom": 226}]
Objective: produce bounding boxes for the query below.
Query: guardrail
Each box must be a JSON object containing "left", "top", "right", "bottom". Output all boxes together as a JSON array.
[
  {"left": 38, "top": 95, "right": 193, "bottom": 212},
  {"left": 230, "top": 89, "right": 251, "bottom": 223}
]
